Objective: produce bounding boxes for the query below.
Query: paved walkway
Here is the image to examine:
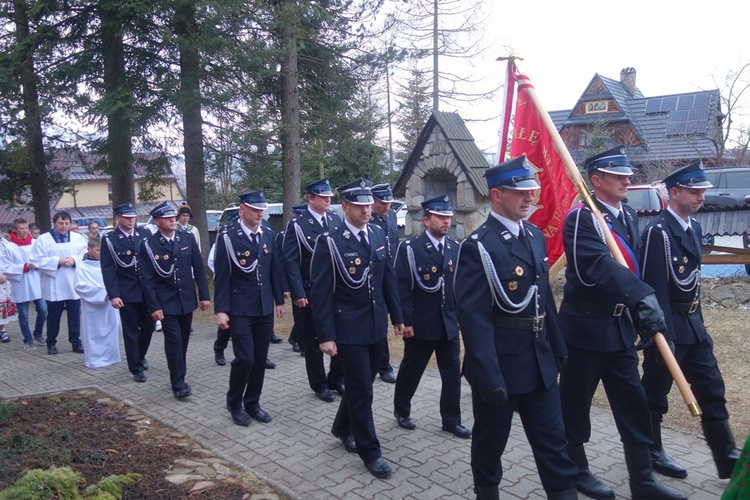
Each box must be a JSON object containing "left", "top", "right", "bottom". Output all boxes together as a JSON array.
[{"left": 0, "top": 316, "right": 727, "bottom": 499}]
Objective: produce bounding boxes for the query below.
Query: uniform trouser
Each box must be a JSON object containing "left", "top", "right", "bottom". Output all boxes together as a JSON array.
[
  {"left": 332, "top": 339, "right": 385, "bottom": 464},
  {"left": 214, "top": 326, "right": 230, "bottom": 351},
  {"left": 161, "top": 313, "right": 192, "bottom": 391},
  {"left": 560, "top": 344, "right": 652, "bottom": 446},
  {"left": 118, "top": 301, "right": 154, "bottom": 375},
  {"left": 471, "top": 384, "right": 578, "bottom": 494},
  {"left": 394, "top": 336, "right": 461, "bottom": 425},
  {"left": 294, "top": 304, "right": 343, "bottom": 391},
  {"left": 45, "top": 299, "right": 81, "bottom": 347},
  {"left": 642, "top": 338, "right": 730, "bottom": 422},
  {"left": 227, "top": 314, "right": 273, "bottom": 411},
  {"left": 379, "top": 341, "right": 393, "bottom": 376}
]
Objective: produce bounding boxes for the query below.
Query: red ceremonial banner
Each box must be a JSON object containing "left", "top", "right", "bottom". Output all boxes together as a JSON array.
[{"left": 509, "top": 73, "right": 576, "bottom": 266}]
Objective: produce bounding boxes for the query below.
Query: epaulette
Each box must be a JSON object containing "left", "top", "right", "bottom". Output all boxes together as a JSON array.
[
  {"left": 403, "top": 238, "right": 412, "bottom": 245},
  {"left": 468, "top": 224, "right": 491, "bottom": 241}
]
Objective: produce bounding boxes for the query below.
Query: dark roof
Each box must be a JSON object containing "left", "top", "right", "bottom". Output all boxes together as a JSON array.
[
  {"left": 394, "top": 111, "right": 490, "bottom": 197},
  {"left": 50, "top": 149, "right": 177, "bottom": 181},
  {"left": 637, "top": 204, "right": 750, "bottom": 237},
  {"left": 0, "top": 200, "right": 185, "bottom": 228},
  {"left": 550, "top": 72, "right": 726, "bottom": 165}
]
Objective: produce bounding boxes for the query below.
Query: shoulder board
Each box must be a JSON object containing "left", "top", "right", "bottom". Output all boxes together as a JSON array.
[
  {"left": 369, "top": 223, "right": 384, "bottom": 233},
  {"left": 469, "top": 224, "right": 490, "bottom": 241},
  {"left": 403, "top": 238, "right": 412, "bottom": 245}
]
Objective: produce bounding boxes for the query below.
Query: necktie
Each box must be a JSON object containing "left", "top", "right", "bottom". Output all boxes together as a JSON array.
[
  {"left": 128, "top": 235, "right": 134, "bottom": 244},
  {"left": 437, "top": 242, "right": 443, "bottom": 255},
  {"left": 251, "top": 232, "right": 259, "bottom": 251},
  {"left": 618, "top": 210, "right": 626, "bottom": 226},
  {"left": 359, "top": 230, "right": 370, "bottom": 254},
  {"left": 518, "top": 224, "right": 531, "bottom": 254},
  {"left": 321, "top": 217, "right": 328, "bottom": 231}
]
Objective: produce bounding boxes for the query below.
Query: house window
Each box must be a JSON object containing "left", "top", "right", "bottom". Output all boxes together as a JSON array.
[
  {"left": 586, "top": 101, "right": 609, "bottom": 113},
  {"left": 107, "top": 183, "right": 112, "bottom": 202},
  {"left": 579, "top": 131, "right": 588, "bottom": 147}
]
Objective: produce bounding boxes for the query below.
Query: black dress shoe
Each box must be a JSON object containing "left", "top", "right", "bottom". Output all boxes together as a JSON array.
[
  {"left": 270, "top": 333, "right": 283, "bottom": 344},
  {"left": 228, "top": 407, "right": 251, "bottom": 427},
  {"left": 141, "top": 358, "right": 149, "bottom": 370},
  {"left": 72, "top": 344, "right": 84, "bottom": 354},
  {"left": 331, "top": 383, "right": 345, "bottom": 397},
  {"left": 173, "top": 386, "right": 192, "bottom": 399},
  {"left": 47, "top": 345, "right": 58, "bottom": 355},
  {"left": 214, "top": 350, "right": 226, "bottom": 366},
  {"left": 380, "top": 371, "right": 397, "bottom": 384},
  {"left": 331, "top": 432, "right": 357, "bottom": 453},
  {"left": 133, "top": 372, "right": 147, "bottom": 383},
  {"left": 291, "top": 341, "right": 300, "bottom": 353},
  {"left": 316, "top": 388, "right": 335, "bottom": 402},
  {"left": 651, "top": 447, "right": 688, "bottom": 478},
  {"left": 265, "top": 358, "right": 276, "bottom": 369},
  {"left": 442, "top": 423, "right": 472, "bottom": 439},
  {"left": 394, "top": 410, "right": 416, "bottom": 430},
  {"left": 248, "top": 407, "right": 272, "bottom": 423},
  {"left": 365, "top": 457, "right": 393, "bottom": 478}
]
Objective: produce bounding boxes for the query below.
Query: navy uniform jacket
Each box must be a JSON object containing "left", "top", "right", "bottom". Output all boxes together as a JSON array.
[
  {"left": 370, "top": 209, "right": 399, "bottom": 262},
  {"left": 283, "top": 208, "right": 341, "bottom": 301},
  {"left": 310, "top": 223, "right": 403, "bottom": 345},
  {"left": 559, "top": 200, "right": 654, "bottom": 352},
  {"left": 101, "top": 226, "right": 151, "bottom": 302},
  {"left": 138, "top": 231, "right": 210, "bottom": 315},
  {"left": 640, "top": 210, "right": 708, "bottom": 345},
  {"left": 394, "top": 231, "right": 459, "bottom": 342},
  {"left": 214, "top": 221, "right": 284, "bottom": 317},
  {"left": 455, "top": 216, "right": 565, "bottom": 395}
]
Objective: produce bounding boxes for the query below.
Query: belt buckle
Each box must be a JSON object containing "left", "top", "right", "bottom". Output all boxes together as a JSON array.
[
  {"left": 612, "top": 304, "right": 625, "bottom": 317},
  {"left": 532, "top": 315, "right": 543, "bottom": 333},
  {"left": 688, "top": 300, "right": 699, "bottom": 314}
]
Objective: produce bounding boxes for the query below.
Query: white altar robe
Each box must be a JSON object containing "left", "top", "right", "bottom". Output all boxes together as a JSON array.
[
  {"left": 75, "top": 259, "right": 121, "bottom": 369},
  {"left": 31, "top": 231, "right": 88, "bottom": 302}
]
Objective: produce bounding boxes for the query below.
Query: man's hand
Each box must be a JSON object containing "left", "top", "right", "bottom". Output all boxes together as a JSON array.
[
  {"left": 479, "top": 387, "right": 508, "bottom": 406},
  {"left": 284, "top": 292, "right": 291, "bottom": 299},
  {"left": 110, "top": 297, "right": 124, "bottom": 309},
  {"left": 151, "top": 309, "right": 164, "bottom": 321},
  {"left": 0, "top": 274, "right": 6, "bottom": 284},
  {"left": 393, "top": 323, "right": 405, "bottom": 337},
  {"left": 276, "top": 304, "right": 286, "bottom": 319},
  {"left": 27, "top": 263, "right": 37, "bottom": 270},
  {"left": 59, "top": 256, "right": 75, "bottom": 267},
  {"left": 401, "top": 326, "right": 414, "bottom": 339},
  {"left": 319, "top": 340, "right": 337, "bottom": 357},
  {"left": 199, "top": 300, "right": 211, "bottom": 311},
  {"left": 216, "top": 312, "right": 230, "bottom": 330},
  {"left": 293, "top": 297, "right": 308, "bottom": 308},
  {"left": 633, "top": 293, "right": 667, "bottom": 349}
]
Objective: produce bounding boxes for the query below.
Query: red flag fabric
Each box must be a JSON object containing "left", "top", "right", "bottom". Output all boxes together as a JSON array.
[{"left": 509, "top": 73, "right": 577, "bottom": 266}]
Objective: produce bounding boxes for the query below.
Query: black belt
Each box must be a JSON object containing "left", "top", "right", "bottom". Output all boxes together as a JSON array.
[
  {"left": 493, "top": 312, "right": 546, "bottom": 333},
  {"left": 564, "top": 296, "right": 626, "bottom": 317},
  {"left": 671, "top": 299, "right": 700, "bottom": 314}
]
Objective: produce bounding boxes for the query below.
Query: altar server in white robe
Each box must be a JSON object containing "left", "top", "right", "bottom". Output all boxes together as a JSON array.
[
  {"left": 30, "top": 211, "right": 88, "bottom": 355},
  {"left": 75, "top": 237, "right": 121, "bottom": 368}
]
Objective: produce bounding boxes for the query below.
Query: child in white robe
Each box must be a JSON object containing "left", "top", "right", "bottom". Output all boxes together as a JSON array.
[{"left": 75, "top": 237, "right": 121, "bottom": 368}]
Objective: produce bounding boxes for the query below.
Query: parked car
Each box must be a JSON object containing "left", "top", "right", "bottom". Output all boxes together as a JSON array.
[
  {"left": 206, "top": 209, "right": 222, "bottom": 246},
  {"left": 626, "top": 183, "right": 668, "bottom": 211},
  {"left": 703, "top": 166, "right": 750, "bottom": 208},
  {"left": 217, "top": 202, "right": 284, "bottom": 233}
]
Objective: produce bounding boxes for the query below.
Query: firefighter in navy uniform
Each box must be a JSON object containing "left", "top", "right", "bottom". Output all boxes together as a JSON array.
[
  {"left": 139, "top": 202, "right": 210, "bottom": 400},
  {"left": 100, "top": 202, "right": 154, "bottom": 383},
  {"left": 392, "top": 195, "right": 470, "bottom": 439},
  {"left": 214, "top": 190, "right": 285, "bottom": 427},
  {"left": 558, "top": 146, "right": 686, "bottom": 500},
  {"left": 640, "top": 160, "right": 740, "bottom": 479},
  {"left": 283, "top": 179, "right": 344, "bottom": 402},
  {"left": 455, "top": 157, "right": 577, "bottom": 500},
  {"left": 369, "top": 183, "right": 399, "bottom": 383},
  {"left": 310, "top": 179, "right": 404, "bottom": 479}
]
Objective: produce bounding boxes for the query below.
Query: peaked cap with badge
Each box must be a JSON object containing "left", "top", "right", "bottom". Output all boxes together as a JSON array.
[
  {"left": 150, "top": 201, "right": 177, "bottom": 219},
  {"left": 305, "top": 178, "right": 334, "bottom": 197},
  {"left": 663, "top": 159, "right": 713, "bottom": 189},
  {"left": 421, "top": 195, "right": 454, "bottom": 216},
  {"left": 114, "top": 202, "right": 137, "bottom": 218},
  {"left": 239, "top": 190, "right": 268, "bottom": 210},
  {"left": 338, "top": 179, "right": 374, "bottom": 205},
  {"left": 371, "top": 183, "right": 394, "bottom": 202},
  {"left": 485, "top": 155, "right": 540, "bottom": 191},
  {"left": 584, "top": 145, "right": 635, "bottom": 176}
]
